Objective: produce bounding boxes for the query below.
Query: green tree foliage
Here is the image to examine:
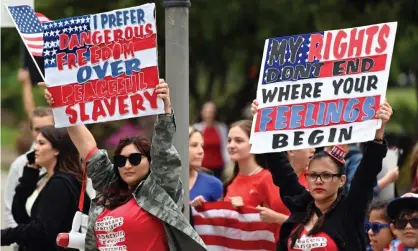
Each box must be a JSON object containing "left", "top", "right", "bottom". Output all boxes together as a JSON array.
[{"left": 1, "top": 0, "right": 417, "bottom": 135}]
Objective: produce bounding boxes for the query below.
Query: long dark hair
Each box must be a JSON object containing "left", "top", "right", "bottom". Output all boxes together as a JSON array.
[
  {"left": 40, "top": 126, "right": 83, "bottom": 181},
  {"left": 289, "top": 151, "right": 345, "bottom": 248},
  {"left": 96, "top": 135, "right": 151, "bottom": 210},
  {"left": 222, "top": 120, "right": 268, "bottom": 196}
]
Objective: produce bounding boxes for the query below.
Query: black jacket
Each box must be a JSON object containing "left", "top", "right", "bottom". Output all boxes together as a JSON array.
[
  {"left": 1, "top": 166, "right": 91, "bottom": 251},
  {"left": 264, "top": 141, "right": 387, "bottom": 251}
]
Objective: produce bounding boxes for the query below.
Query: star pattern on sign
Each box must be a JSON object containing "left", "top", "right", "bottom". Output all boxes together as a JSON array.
[
  {"left": 43, "top": 15, "right": 91, "bottom": 67},
  {"left": 262, "top": 32, "right": 323, "bottom": 84}
]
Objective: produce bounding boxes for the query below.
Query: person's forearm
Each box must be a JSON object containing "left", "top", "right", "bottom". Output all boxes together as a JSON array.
[
  {"left": 272, "top": 212, "right": 289, "bottom": 224},
  {"left": 22, "top": 83, "right": 35, "bottom": 117},
  {"left": 67, "top": 125, "right": 97, "bottom": 159},
  {"left": 377, "top": 175, "right": 393, "bottom": 191},
  {"left": 375, "top": 125, "right": 385, "bottom": 142}
]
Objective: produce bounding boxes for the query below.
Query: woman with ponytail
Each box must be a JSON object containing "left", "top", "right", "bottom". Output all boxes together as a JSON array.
[{"left": 251, "top": 99, "right": 393, "bottom": 251}]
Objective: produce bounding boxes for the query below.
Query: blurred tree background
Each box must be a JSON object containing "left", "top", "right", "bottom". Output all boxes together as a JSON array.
[{"left": 2, "top": 0, "right": 418, "bottom": 189}]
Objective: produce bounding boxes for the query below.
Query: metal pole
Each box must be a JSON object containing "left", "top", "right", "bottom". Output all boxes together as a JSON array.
[{"left": 162, "top": 0, "right": 191, "bottom": 220}]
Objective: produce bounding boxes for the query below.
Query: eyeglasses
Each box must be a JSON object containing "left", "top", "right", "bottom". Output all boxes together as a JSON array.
[
  {"left": 393, "top": 217, "right": 418, "bottom": 229},
  {"left": 365, "top": 222, "right": 390, "bottom": 235},
  {"left": 304, "top": 172, "right": 342, "bottom": 182},
  {"left": 114, "top": 153, "right": 144, "bottom": 168}
]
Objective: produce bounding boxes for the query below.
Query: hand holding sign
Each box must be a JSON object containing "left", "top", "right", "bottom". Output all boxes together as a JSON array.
[{"left": 155, "top": 79, "right": 172, "bottom": 114}]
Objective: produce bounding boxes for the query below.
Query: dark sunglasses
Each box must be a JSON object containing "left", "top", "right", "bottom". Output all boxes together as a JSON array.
[
  {"left": 393, "top": 217, "right": 418, "bottom": 229},
  {"left": 365, "top": 222, "right": 390, "bottom": 235},
  {"left": 114, "top": 153, "right": 144, "bottom": 168}
]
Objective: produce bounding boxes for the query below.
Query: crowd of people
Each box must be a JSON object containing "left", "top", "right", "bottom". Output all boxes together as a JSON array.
[{"left": 1, "top": 71, "right": 417, "bottom": 251}]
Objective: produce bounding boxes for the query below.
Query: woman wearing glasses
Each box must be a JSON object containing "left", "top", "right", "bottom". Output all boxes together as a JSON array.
[
  {"left": 365, "top": 200, "right": 394, "bottom": 251},
  {"left": 42, "top": 80, "right": 206, "bottom": 251},
  {"left": 251, "top": 100, "right": 392, "bottom": 251}
]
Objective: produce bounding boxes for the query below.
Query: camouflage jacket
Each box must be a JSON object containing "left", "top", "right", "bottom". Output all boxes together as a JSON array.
[{"left": 84, "top": 113, "right": 207, "bottom": 251}]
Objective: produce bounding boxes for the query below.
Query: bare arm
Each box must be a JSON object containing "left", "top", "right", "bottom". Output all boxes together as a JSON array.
[
  {"left": 67, "top": 125, "right": 97, "bottom": 159},
  {"left": 18, "top": 69, "right": 35, "bottom": 117}
]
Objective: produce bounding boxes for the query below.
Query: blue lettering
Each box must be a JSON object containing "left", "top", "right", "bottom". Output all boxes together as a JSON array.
[
  {"left": 123, "top": 10, "right": 130, "bottom": 25},
  {"left": 304, "top": 104, "right": 315, "bottom": 127},
  {"left": 109, "top": 14, "right": 116, "bottom": 28},
  {"left": 275, "top": 106, "right": 289, "bottom": 130},
  {"left": 115, "top": 11, "right": 123, "bottom": 27},
  {"left": 260, "top": 108, "right": 274, "bottom": 132},
  {"left": 137, "top": 9, "right": 145, "bottom": 24},
  {"left": 324, "top": 100, "right": 344, "bottom": 125},
  {"left": 316, "top": 102, "right": 326, "bottom": 125},
  {"left": 110, "top": 60, "right": 124, "bottom": 77},
  {"left": 92, "top": 62, "right": 108, "bottom": 80},
  {"left": 93, "top": 15, "right": 97, "bottom": 29},
  {"left": 290, "top": 105, "right": 304, "bottom": 129},
  {"left": 130, "top": 9, "right": 137, "bottom": 25},
  {"left": 362, "top": 96, "right": 376, "bottom": 120},
  {"left": 77, "top": 66, "right": 91, "bottom": 84},
  {"left": 125, "top": 59, "right": 141, "bottom": 76},
  {"left": 343, "top": 98, "right": 360, "bottom": 122},
  {"left": 100, "top": 14, "right": 108, "bottom": 29}
]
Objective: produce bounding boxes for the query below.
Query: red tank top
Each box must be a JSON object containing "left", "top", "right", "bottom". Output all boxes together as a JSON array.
[
  {"left": 288, "top": 226, "right": 338, "bottom": 251},
  {"left": 95, "top": 198, "right": 168, "bottom": 251}
]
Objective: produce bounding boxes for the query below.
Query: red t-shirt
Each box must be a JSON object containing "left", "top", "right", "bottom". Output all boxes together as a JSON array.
[
  {"left": 95, "top": 198, "right": 168, "bottom": 251},
  {"left": 201, "top": 126, "right": 224, "bottom": 168},
  {"left": 288, "top": 226, "right": 338, "bottom": 251}
]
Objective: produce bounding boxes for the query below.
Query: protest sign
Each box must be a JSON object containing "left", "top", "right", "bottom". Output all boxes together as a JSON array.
[
  {"left": 250, "top": 22, "right": 397, "bottom": 153},
  {"left": 42, "top": 3, "right": 163, "bottom": 127}
]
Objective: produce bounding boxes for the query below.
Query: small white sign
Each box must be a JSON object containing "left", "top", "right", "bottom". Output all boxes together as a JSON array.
[{"left": 1, "top": 0, "right": 34, "bottom": 27}]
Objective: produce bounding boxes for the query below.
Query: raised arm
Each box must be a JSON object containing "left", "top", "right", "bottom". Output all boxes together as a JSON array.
[
  {"left": 149, "top": 80, "right": 182, "bottom": 201},
  {"left": 346, "top": 101, "right": 392, "bottom": 219}
]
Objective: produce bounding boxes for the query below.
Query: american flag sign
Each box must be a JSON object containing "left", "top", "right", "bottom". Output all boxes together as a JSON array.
[
  {"left": 7, "top": 5, "right": 51, "bottom": 57},
  {"left": 250, "top": 22, "right": 397, "bottom": 153},
  {"left": 192, "top": 202, "right": 279, "bottom": 251},
  {"left": 41, "top": 3, "right": 163, "bottom": 128}
]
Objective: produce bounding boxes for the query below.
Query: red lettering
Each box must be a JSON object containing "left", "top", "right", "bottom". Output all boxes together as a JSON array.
[
  {"left": 108, "top": 80, "right": 117, "bottom": 96},
  {"left": 73, "top": 85, "right": 83, "bottom": 102},
  {"left": 323, "top": 33, "right": 333, "bottom": 60},
  {"left": 103, "top": 30, "right": 112, "bottom": 44},
  {"left": 118, "top": 95, "right": 129, "bottom": 115},
  {"left": 143, "top": 90, "right": 158, "bottom": 109},
  {"left": 69, "top": 34, "right": 81, "bottom": 50},
  {"left": 56, "top": 53, "right": 66, "bottom": 70},
  {"left": 97, "top": 80, "right": 108, "bottom": 98},
  {"left": 61, "top": 85, "right": 73, "bottom": 104},
  {"left": 65, "top": 105, "right": 77, "bottom": 124},
  {"left": 92, "top": 100, "right": 106, "bottom": 121},
  {"left": 76, "top": 48, "right": 88, "bottom": 66},
  {"left": 126, "top": 75, "right": 136, "bottom": 94},
  {"left": 79, "top": 103, "right": 90, "bottom": 122},
  {"left": 103, "top": 97, "right": 117, "bottom": 116},
  {"left": 125, "top": 27, "right": 133, "bottom": 40},
  {"left": 90, "top": 46, "right": 100, "bottom": 64},
  {"left": 130, "top": 93, "right": 145, "bottom": 114},
  {"left": 145, "top": 23, "right": 153, "bottom": 37},
  {"left": 102, "top": 46, "right": 112, "bottom": 61},
  {"left": 92, "top": 31, "right": 102, "bottom": 45},
  {"left": 67, "top": 53, "right": 77, "bottom": 69},
  {"left": 137, "top": 72, "right": 147, "bottom": 90},
  {"left": 59, "top": 34, "right": 69, "bottom": 50},
  {"left": 117, "top": 78, "right": 126, "bottom": 95},
  {"left": 134, "top": 26, "right": 144, "bottom": 37},
  {"left": 376, "top": 24, "right": 390, "bottom": 54},
  {"left": 122, "top": 42, "right": 134, "bottom": 58},
  {"left": 365, "top": 25, "right": 379, "bottom": 55},
  {"left": 308, "top": 34, "right": 323, "bottom": 61},
  {"left": 333, "top": 30, "right": 347, "bottom": 59},
  {"left": 348, "top": 28, "right": 365, "bottom": 57},
  {"left": 113, "top": 43, "right": 122, "bottom": 60},
  {"left": 80, "top": 32, "right": 91, "bottom": 45},
  {"left": 84, "top": 81, "right": 97, "bottom": 103},
  {"left": 113, "top": 29, "right": 123, "bottom": 42}
]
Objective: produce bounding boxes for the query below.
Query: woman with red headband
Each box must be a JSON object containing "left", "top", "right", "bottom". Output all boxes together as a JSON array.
[{"left": 251, "top": 100, "right": 392, "bottom": 251}]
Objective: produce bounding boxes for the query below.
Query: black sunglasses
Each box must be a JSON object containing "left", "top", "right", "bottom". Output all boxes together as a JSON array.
[
  {"left": 365, "top": 222, "right": 390, "bottom": 235},
  {"left": 114, "top": 153, "right": 144, "bottom": 168},
  {"left": 393, "top": 217, "right": 418, "bottom": 229}
]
